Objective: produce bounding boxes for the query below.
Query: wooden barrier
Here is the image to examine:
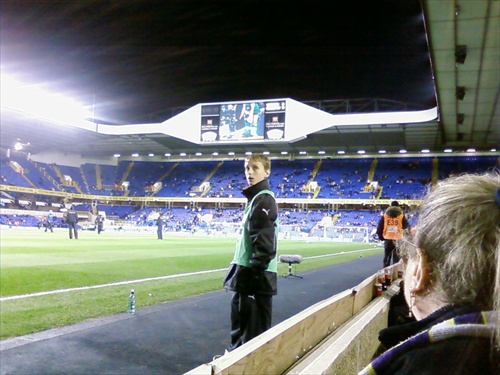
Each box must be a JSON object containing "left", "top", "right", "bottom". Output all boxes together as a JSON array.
[
  {"left": 186, "top": 264, "right": 402, "bottom": 375},
  {"left": 286, "top": 283, "right": 400, "bottom": 375}
]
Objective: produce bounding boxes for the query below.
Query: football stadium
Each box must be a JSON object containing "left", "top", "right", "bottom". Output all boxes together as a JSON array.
[{"left": 1, "top": 1, "right": 499, "bottom": 374}]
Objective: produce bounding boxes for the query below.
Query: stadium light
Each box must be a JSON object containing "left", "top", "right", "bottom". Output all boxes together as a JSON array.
[
  {"left": 113, "top": 154, "right": 121, "bottom": 158},
  {"left": 299, "top": 151, "right": 307, "bottom": 155},
  {"left": 195, "top": 152, "right": 202, "bottom": 156},
  {"left": 421, "top": 149, "right": 430, "bottom": 153},
  {"left": 180, "top": 152, "right": 187, "bottom": 156},
  {"left": 455, "top": 45, "right": 467, "bottom": 65},
  {"left": 263, "top": 151, "right": 270, "bottom": 155},
  {"left": 245, "top": 151, "right": 252, "bottom": 156},
  {"left": 357, "top": 150, "right": 366, "bottom": 154},
  {"left": 399, "top": 149, "right": 407, "bottom": 154},
  {"left": 466, "top": 148, "right": 476, "bottom": 153},
  {"left": 455, "top": 86, "right": 466, "bottom": 100},
  {"left": 444, "top": 148, "right": 453, "bottom": 153},
  {"left": 280, "top": 151, "right": 288, "bottom": 155},
  {"left": 318, "top": 150, "right": 325, "bottom": 155},
  {"left": 378, "top": 150, "right": 386, "bottom": 154},
  {"left": 164, "top": 153, "right": 171, "bottom": 157},
  {"left": 228, "top": 152, "right": 235, "bottom": 156},
  {"left": 132, "top": 153, "right": 139, "bottom": 157},
  {"left": 149, "top": 153, "right": 155, "bottom": 157},
  {"left": 337, "top": 150, "right": 345, "bottom": 154},
  {"left": 1, "top": 74, "right": 92, "bottom": 126},
  {"left": 212, "top": 152, "right": 219, "bottom": 156}
]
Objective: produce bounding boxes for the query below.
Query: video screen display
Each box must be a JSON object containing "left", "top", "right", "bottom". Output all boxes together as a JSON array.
[{"left": 201, "top": 100, "right": 286, "bottom": 143}]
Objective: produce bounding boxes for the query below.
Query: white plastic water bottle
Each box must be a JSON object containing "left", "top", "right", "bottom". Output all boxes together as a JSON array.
[{"left": 128, "top": 289, "right": 136, "bottom": 314}]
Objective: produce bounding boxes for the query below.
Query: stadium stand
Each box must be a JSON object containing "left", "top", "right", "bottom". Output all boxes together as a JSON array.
[
  {"left": 268, "top": 159, "right": 316, "bottom": 199},
  {"left": 1, "top": 155, "right": 498, "bottom": 236},
  {"left": 56, "top": 164, "right": 87, "bottom": 194},
  {"left": 155, "top": 160, "right": 220, "bottom": 197},
  {"left": 314, "top": 158, "right": 373, "bottom": 199},
  {"left": 374, "top": 157, "right": 433, "bottom": 200},
  {"left": 437, "top": 155, "right": 499, "bottom": 179},
  {"left": 2, "top": 153, "right": 59, "bottom": 190},
  {"left": 203, "top": 160, "right": 246, "bottom": 198}
]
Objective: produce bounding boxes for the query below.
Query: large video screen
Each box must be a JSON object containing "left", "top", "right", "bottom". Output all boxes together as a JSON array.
[{"left": 201, "top": 100, "right": 286, "bottom": 142}]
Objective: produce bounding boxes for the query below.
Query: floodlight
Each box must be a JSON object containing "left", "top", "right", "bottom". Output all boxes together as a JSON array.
[
  {"left": 1, "top": 74, "right": 92, "bottom": 125},
  {"left": 455, "top": 87, "right": 466, "bottom": 100},
  {"left": 455, "top": 45, "right": 467, "bottom": 64}
]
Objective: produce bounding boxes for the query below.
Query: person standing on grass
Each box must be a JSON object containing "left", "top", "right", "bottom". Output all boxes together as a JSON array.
[
  {"left": 45, "top": 210, "right": 54, "bottom": 233},
  {"left": 376, "top": 200, "right": 411, "bottom": 267},
  {"left": 65, "top": 205, "right": 79, "bottom": 239},
  {"left": 223, "top": 153, "right": 279, "bottom": 352},
  {"left": 156, "top": 214, "right": 164, "bottom": 240},
  {"left": 95, "top": 215, "right": 104, "bottom": 234}
]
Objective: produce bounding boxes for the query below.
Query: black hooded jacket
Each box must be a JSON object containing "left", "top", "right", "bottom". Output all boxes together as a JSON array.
[{"left": 223, "top": 179, "right": 278, "bottom": 296}]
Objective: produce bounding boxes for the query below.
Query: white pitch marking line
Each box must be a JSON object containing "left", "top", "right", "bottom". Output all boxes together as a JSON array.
[
  {"left": 0, "top": 268, "right": 227, "bottom": 302},
  {"left": 1, "top": 247, "right": 381, "bottom": 301}
]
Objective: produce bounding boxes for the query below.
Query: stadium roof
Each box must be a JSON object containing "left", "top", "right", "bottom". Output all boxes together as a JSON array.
[{"left": 0, "top": 1, "right": 498, "bottom": 159}]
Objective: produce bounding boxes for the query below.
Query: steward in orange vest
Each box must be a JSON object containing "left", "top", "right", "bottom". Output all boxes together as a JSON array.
[{"left": 377, "top": 201, "right": 411, "bottom": 267}]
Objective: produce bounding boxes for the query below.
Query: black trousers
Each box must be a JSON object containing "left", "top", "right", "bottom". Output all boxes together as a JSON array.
[
  {"left": 228, "top": 292, "right": 272, "bottom": 351},
  {"left": 68, "top": 223, "right": 78, "bottom": 239},
  {"left": 383, "top": 239, "right": 399, "bottom": 267}
]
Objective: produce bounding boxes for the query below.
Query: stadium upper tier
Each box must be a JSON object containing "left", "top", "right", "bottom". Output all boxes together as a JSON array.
[{"left": 1, "top": 154, "right": 498, "bottom": 203}]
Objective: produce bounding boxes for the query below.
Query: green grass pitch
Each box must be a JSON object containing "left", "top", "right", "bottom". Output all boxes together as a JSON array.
[{"left": 0, "top": 228, "right": 382, "bottom": 340}]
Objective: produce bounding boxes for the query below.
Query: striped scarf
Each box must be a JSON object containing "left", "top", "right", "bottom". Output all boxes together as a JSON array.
[{"left": 359, "top": 311, "right": 497, "bottom": 375}]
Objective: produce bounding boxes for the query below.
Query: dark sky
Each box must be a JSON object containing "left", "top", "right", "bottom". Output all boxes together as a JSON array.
[{"left": 0, "top": 0, "right": 435, "bottom": 123}]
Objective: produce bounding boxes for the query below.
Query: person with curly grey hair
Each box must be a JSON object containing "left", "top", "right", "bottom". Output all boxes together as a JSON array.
[{"left": 360, "top": 172, "right": 500, "bottom": 374}]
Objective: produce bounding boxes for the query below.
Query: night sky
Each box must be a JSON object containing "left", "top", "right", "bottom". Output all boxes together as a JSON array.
[{"left": 0, "top": 0, "right": 435, "bottom": 124}]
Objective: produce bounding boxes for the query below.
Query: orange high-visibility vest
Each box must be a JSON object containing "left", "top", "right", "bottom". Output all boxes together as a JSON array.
[{"left": 382, "top": 213, "right": 404, "bottom": 240}]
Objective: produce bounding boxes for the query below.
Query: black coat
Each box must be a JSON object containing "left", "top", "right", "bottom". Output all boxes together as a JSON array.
[
  {"left": 223, "top": 179, "right": 278, "bottom": 296},
  {"left": 66, "top": 209, "right": 78, "bottom": 224},
  {"left": 373, "top": 304, "right": 499, "bottom": 374}
]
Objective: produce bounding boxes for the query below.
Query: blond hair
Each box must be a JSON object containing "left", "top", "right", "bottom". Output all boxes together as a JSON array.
[
  {"left": 245, "top": 153, "right": 271, "bottom": 172},
  {"left": 398, "top": 172, "right": 500, "bottom": 348}
]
